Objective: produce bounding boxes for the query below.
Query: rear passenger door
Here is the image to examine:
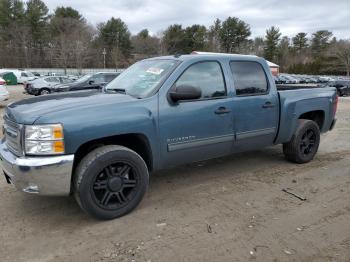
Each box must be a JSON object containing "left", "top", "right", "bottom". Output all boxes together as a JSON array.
[{"left": 230, "top": 61, "right": 279, "bottom": 151}]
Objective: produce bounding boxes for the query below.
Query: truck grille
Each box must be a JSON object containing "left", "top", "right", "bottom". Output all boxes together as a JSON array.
[{"left": 3, "top": 117, "right": 22, "bottom": 155}]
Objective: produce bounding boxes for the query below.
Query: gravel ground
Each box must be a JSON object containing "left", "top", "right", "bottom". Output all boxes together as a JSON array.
[{"left": 0, "top": 85, "right": 350, "bottom": 262}]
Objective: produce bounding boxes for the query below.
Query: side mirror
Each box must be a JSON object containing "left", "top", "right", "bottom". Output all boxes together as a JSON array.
[
  {"left": 89, "top": 80, "right": 95, "bottom": 85},
  {"left": 169, "top": 85, "right": 201, "bottom": 102}
]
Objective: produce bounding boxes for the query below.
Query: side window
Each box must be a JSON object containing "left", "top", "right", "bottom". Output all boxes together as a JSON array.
[
  {"left": 175, "top": 61, "right": 226, "bottom": 99},
  {"left": 105, "top": 74, "right": 117, "bottom": 82},
  {"left": 46, "top": 77, "right": 60, "bottom": 83},
  {"left": 60, "top": 77, "right": 72, "bottom": 84},
  {"left": 21, "top": 72, "right": 28, "bottom": 77},
  {"left": 45, "top": 77, "right": 54, "bottom": 82},
  {"left": 91, "top": 74, "right": 105, "bottom": 84},
  {"left": 230, "top": 61, "right": 268, "bottom": 96}
]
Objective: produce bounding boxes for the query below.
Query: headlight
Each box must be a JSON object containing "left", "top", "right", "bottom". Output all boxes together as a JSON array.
[{"left": 25, "top": 124, "right": 64, "bottom": 155}]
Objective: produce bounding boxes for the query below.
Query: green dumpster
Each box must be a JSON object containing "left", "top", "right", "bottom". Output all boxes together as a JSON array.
[{"left": 0, "top": 72, "right": 17, "bottom": 85}]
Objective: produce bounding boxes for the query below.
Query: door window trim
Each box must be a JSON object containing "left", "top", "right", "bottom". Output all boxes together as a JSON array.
[
  {"left": 168, "top": 60, "right": 228, "bottom": 103},
  {"left": 229, "top": 60, "right": 271, "bottom": 97}
]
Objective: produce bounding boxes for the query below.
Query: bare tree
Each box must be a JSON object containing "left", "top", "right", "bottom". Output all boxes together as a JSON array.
[{"left": 333, "top": 40, "right": 350, "bottom": 76}]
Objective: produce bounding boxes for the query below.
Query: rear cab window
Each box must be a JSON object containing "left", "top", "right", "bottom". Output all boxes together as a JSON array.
[{"left": 230, "top": 61, "right": 269, "bottom": 96}]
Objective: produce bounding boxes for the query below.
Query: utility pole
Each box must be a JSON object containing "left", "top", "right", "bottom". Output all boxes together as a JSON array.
[
  {"left": 102, "top": 48, "right": 107, "bottom": 69},
  {"left": 116, "top": 31, "right": 120, "bottom": 69}
]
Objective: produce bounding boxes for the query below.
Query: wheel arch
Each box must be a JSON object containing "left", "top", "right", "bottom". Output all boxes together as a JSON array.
[
  {"left": 298, "top": 110, "right": 325, "bottom": 130},
  {"left": 72, "top": 133, "right": 154, "bottom": 173}
]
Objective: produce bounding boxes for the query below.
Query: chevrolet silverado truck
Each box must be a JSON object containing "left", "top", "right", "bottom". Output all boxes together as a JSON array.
[{"left": 0, "top": 54, "right": 338, "bottom": 220}]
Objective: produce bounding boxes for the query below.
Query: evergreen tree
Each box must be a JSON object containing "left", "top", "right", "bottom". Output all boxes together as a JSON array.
[
  {"left": 264, "top": 26, "right": 281, "bottom": 62},
  {"left": 219, "top": 16, "right": 251, "bottom": 53}
]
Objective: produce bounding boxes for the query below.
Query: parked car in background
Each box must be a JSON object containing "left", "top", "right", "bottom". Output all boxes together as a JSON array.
[
  {"left": 0, "top": 77, "right": 9, "bottom": 101},
  {"left": 274, "top": 75, "right": 285, "bottom": 84},
  {"left": 278, "top": 75, "right": 295, "bottom": 84},
  {"left": 327, "top": 80, "right": 350, "bottom": 96},
  {"left": 51, "top": 72, "right": 120, "bottom": 93},
  {"left": 67, "top": 75, "right": 79, "bottom": 81},
  {"left": 13, "top": 70, "right": 37, "bottom": 84},
  {"left": 31, "top": 72, "right": 41, "bottom": 77},
  {"left": 25, "top": 76, "right": 75, "bottom": 95}
]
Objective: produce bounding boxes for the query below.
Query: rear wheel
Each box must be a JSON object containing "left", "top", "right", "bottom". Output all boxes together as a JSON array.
[
  {"left": 40, "top": 88, "right": 50, "bottom": 95},
  {"left": 74, "top": 145, "right": 149, "bottom": 220},
  {"left": 283, "top": 119, "right": 320, "bottom": 164}
]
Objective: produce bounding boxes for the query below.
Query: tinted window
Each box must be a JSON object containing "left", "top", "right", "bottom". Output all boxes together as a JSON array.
[
  {"left": 60, "top": 77, "right": 73, "bottom": 84},
  {"left": 337, "top": 81, "right": 350, "bottom": 87},
  {"left": 91, "top": 74, "right": 105, "bottom": 84},
  {"left": 21, "top": 72, "right": 28, "bottom": 77},
  {"left": 45, "top": 77, "right": 60, "bottom": 83},
  {"left": 175, "top": 61, "right": 226, "bottom": 99},
  {"left": 230, "top": 61, "right": 268, "bottom": 96},
  {"left": 105, "top": 74, "right": 118, "bottom": 82}
]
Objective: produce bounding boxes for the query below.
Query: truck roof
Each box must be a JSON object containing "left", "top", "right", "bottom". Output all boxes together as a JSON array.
[{"left": 146, "top": 53, "right": 265, "bottom": 63}]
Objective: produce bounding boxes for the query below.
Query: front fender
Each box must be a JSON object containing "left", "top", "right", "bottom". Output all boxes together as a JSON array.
[{"left": 34, "top": 96, "right": 160, "bottom": 168}]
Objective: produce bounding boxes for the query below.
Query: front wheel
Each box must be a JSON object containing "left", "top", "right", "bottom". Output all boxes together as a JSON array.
[
  {"left": 283, "top": 119, "right": 320, "bottom": 164},
  {"left": 74, "top": 145, "right": 149, "bottom": 220}
]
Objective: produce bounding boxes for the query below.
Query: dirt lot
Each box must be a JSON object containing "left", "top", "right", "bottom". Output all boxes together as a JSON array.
[{"left": 0, "top": 85, "right": 349, "bottom": 262}]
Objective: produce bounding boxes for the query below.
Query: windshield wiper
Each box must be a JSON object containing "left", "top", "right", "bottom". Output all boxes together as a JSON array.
[
  {"left": 107, "top": 88, "right": 126, "bottom": 94},
  {"left": 105, "top": 88, "right": 141, "bottom": 98}
]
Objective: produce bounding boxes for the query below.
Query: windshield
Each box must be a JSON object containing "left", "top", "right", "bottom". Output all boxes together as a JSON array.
[
  {"left": 76, "top": 74, "right": 91, "bottom": 83},
  {"left": 26, "top": 71, "right": 35, "bottom": 77},
  {"left": 105, "top": 59, "right": 178, "bottom": 97}
]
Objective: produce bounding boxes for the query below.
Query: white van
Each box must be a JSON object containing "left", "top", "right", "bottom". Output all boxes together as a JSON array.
[
  {"left": 14, "top": 70, "right": 37, "bottom": 84},
  {"left": 0, "top": 69, "right": 37, "bottom": 84}
]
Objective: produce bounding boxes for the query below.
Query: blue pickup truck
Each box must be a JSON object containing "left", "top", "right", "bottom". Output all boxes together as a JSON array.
[{"left": 0, "top": 54, "right": 338, "bottom": 219}]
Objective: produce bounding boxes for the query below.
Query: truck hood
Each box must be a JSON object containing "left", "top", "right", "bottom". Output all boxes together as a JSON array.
[{"left": 6, "top": 90, "right": 137, "bottom": 124}]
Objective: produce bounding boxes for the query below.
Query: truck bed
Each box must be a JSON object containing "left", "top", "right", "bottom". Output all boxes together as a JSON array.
[
  {"left": 276, "top": 84, "right": 323, "bottom": 90},
  {"left": 275, "top": 86, "right": 337, "bottom": 145}
]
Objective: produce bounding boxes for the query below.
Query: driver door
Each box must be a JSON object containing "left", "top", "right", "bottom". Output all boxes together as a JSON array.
[{"left": 158, "top": 61, "right": 234, "bottom": 167}]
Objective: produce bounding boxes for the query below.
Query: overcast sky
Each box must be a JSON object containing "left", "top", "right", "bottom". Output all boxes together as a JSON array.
[{"left": 45, "top": 0, "right": 349, "bottom": 38}]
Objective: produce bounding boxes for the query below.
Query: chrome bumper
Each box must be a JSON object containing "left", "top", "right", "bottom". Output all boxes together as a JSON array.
[{"left": 0, "top": 140, "right": 74, "bottom": 196}]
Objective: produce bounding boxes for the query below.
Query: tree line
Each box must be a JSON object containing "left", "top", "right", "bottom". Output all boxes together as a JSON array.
[{"left": 0, "top": 0, "right": 349, "bottom": 75}]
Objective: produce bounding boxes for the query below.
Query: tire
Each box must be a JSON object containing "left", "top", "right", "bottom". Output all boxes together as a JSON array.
[
  {"left": 283, "top": 119, "right": 320, "bottom": 164},
  {"left": 40, "top": 88, "right": 50, "bottom": 95},
  {"left": 73, "top": 145, "right": 149, "bottom": 220}
]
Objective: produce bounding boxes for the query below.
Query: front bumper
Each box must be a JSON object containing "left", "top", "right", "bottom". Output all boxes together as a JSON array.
[
  {"left": 0, "top": 140, "right": 74, "bottom": 196},
  {"left": 24, "top": 86, "right": 39, "bottom": 95}
]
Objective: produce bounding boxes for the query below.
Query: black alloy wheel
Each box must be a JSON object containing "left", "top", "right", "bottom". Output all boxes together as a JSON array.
[
  {"left": 283, "top": 119, "right": 320, "bottom": 164},
  {"left": 92, "top": 162, "right": 139, "bottom": 210},
  {"left": 299, "top": 129, "right": 317, "bottom": 157},
  {"left": 74, "top": 145, "right": 149, "bottom": 220}
]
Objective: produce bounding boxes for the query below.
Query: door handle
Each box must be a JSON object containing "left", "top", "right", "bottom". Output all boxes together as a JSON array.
[
  {"left": 262, "top": 101, "right": 275, "bottom": 108},
  {"left": 215, "top": 107, "right": 231, "bottom": 115}
]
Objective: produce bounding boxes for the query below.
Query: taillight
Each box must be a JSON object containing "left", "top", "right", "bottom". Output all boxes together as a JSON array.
[
  {"left": 0, "top": 80, "right": 6, "bottom": 85},
  {"left": 333, "top": 95, "right": 338, "bottom": 115}
]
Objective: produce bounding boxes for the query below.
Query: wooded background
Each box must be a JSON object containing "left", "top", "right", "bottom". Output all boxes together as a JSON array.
[{"left": 0, "top": 0, "right": 349, "bottom": 75}]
